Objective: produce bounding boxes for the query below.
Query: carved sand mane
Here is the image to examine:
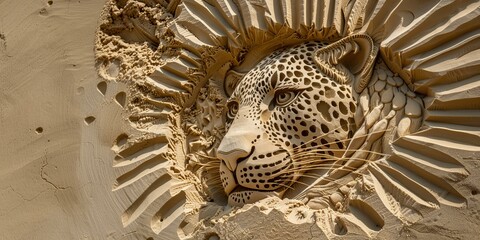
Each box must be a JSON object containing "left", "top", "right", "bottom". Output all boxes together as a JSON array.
[{"left": 96, "top": 0, "right": 480, "bottom": 239}]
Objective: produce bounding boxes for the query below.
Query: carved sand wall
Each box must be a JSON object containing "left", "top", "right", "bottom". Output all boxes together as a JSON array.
[
  {"left": 93, "top": 0, "right": 480, "bottom": 239},
  {"left": 3, "top": 0, "right": 478, "bottom": 239}
]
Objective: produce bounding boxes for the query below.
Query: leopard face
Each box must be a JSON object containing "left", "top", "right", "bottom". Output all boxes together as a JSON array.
[{"left": 217, "top": 42, "right": 357, "bottom": 206}]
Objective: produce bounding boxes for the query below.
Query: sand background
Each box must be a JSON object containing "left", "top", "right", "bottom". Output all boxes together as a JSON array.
[
  {"left": 0, "top": 0, "right": 139, "bottom": 239},
  {"left": 1, "top": 1, "right": 480, "bottom": 239}
]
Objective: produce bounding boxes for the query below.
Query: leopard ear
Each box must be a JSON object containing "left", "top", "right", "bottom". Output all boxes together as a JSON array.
[
  {"left": 224, "top": 69, "right": 245, "bottom": 97},
  {"left": 314, "top": 34, "right": 378, "bottom": 93}
]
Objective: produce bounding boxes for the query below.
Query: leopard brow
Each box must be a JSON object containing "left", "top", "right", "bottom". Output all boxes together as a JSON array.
[
  {"left": 227, "top": 98, "right": 237, "bottom": 103},
  {"left": 226, "top": 96, "right": 240, "bottom": 105},
  {"left": 274, "top": 85, "right": 308, "bottom": 92}
]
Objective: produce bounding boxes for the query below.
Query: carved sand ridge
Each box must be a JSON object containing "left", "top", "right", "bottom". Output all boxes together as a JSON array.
[{"left": 95, "top": 0, "right": 480, "bottom": 239}]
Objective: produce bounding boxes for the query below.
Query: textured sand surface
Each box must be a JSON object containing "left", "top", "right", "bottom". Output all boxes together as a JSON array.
[
  {"left": 1, "top": 0, "right": 480, "bottom": 239},
  {"left": 0, "top": 1, "right": 131, "bottom": 239}
]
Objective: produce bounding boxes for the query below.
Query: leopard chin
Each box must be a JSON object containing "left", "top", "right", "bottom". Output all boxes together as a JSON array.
[{"left": 227, "top": 186, "right": 286, "bottom": 206}]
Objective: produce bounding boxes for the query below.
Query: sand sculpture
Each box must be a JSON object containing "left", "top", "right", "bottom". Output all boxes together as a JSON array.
[{"left": 96, "top": 0, "right": 480, "bottom": 239}]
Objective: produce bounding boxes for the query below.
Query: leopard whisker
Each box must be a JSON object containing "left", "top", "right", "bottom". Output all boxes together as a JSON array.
[
  {"left": 285, "top": 174, "right": 346, "bottom": 184},
  {"left": 273, "top": 179, "right": 311, "bottom": 189},
  {"left": 286, "top": 171, "right": 369, "bottom": 187},
  {"left": 262, "top": 179, "right": 297, "bottom": 190},
  {"left": 278, "top": 175, "right": 345, "bottom": 190},
  {"left": 288, "top": 160, "right": 403, "bottom": 193},
  {"left": 290, "top": 157, "right": 379, "bottom": 170},
  {"left": 291, "top": 154, "right": 341, "bottom": 163},
  {"left": 288, "top": 164, "right": 337, "bottom": 171},
  {"left": 284, "top": 159, "right": 377, "bottom": 180},
  {"left": 292, "top": 157, "right": 337, "bottom": 164},
  {"left": 289, "top": 165, "right": 336, "bottom": 172},
  {"left": 293, "top": 156, "right": 335, "bottom": 162},
  {"left": 292, "top": 126, "right": 394, "bottom": 153},
  {"left": 293, "top": 158, "right": 339, "bottom": 165},
  {"left": 293, "top": 147, "right": 389, "bottom": 157},
  {"left": 292, "top": 152, "right": 340, "bottom": 159},
  {"left": 285, "top": 165, "right": 358, "bottom": 173},
  {"left": 292, "top": 150, "right": 389, "bottom": 162},
  {"left": 290, "top": 159, "right": 337, "bottom": 169}
]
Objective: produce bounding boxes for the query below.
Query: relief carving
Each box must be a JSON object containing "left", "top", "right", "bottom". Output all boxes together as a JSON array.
[{"left": 96, "top": 0, "right": 480, "bottom": 239}]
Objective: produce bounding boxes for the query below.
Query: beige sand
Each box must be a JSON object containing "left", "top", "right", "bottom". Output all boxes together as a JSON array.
[
  {"left": 1, "top": 0, "right": 480, "bottom": 239},
  {"left": 0, "top": 0, "right": 130, "bottom": 239}
]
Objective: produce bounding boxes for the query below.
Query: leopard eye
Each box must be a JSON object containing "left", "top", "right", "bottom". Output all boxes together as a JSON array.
[
  {"left": 274, "top": 90, "right": 298, "bottom": 107},
  {"left": 226, "top": 101, "right": 239, "bottom": 120}
]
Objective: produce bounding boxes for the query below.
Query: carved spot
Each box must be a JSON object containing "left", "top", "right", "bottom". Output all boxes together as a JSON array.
[
  {"left": 325, "top": 87, "right": 335, "bottom": 98},
  {"left": 340, "top": 119, "right": 348, "bottom": 131},
  {"left": 316, "top": 101, "right": 332, "bottom": 121},
  {"left": 349, "top": 102, "right": 356, "bottom": 112},
  {"left": 339, "top": 102, "right": 348, "bottom": 115},
  {"left": 320, "top": 124, "right": 330, "bottom": 133}
]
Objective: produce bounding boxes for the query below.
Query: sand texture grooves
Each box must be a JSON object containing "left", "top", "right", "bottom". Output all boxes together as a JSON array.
[{"left": 0, "top": 0, "right": 480, "bottom": 239}]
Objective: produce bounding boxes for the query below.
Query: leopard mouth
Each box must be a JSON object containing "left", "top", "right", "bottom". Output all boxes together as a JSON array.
[
  {"left": 228, "top": 166, "right": 295, "bottom": 206},
  {"left": 219, "top": 145, "right": 297, "bottom": 206}
]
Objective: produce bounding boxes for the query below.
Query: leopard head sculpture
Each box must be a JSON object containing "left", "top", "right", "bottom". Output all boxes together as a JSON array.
[{"left": 217, "top": 34, "right": 378, "bottom": 206}]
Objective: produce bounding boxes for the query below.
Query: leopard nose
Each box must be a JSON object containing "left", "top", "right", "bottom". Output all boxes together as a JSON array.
[
  {"left": 217, "top": 111, "right": 257, "bottom": 172},
  {"left": 217, "top": 141, "right": 251, "bottom": 172}
]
